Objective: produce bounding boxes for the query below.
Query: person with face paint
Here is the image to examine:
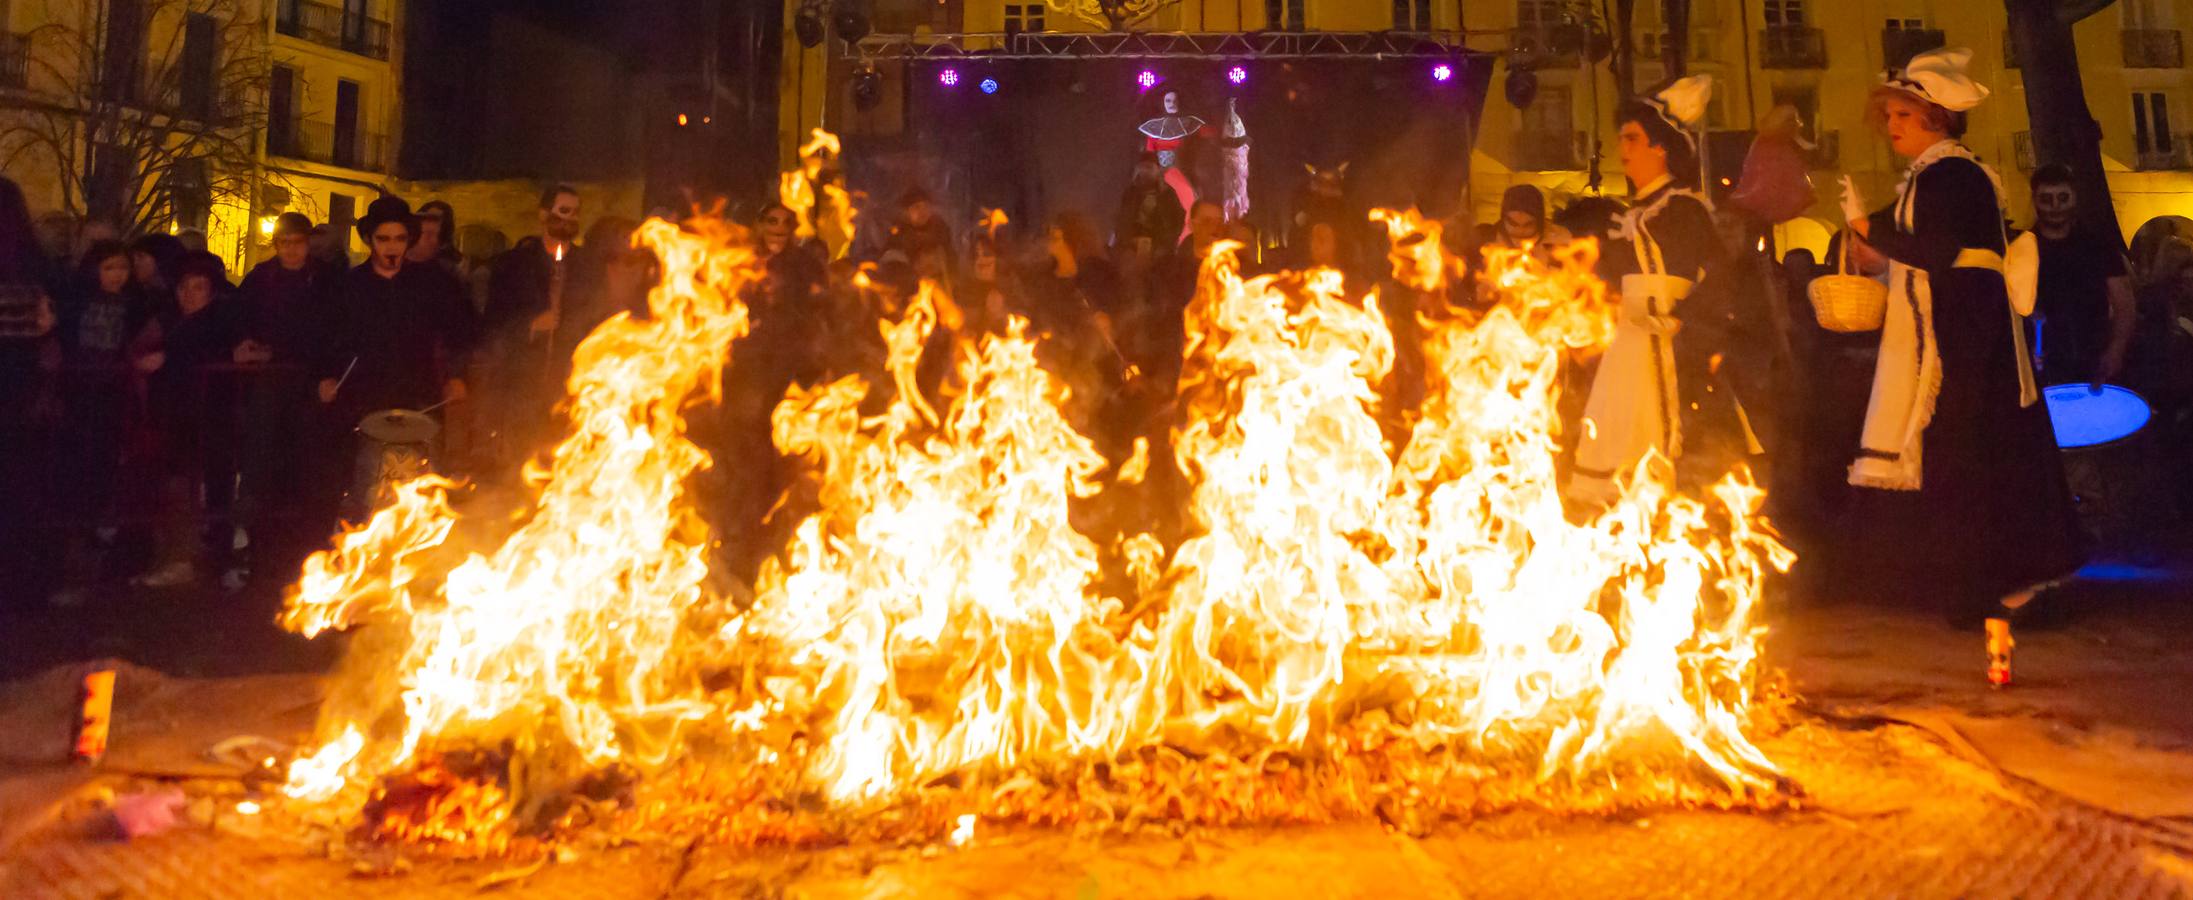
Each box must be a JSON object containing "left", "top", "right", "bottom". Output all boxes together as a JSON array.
[
  {"left": 2025, "top": 164, "right": 2136, "bottom": 388},
  {"left": 1571, "top": 75, "right": 1741, "bottom": 504},
  {"left": 482, "top": 184, "right": 583, "bottom": 462},
  {"left": 317, "top": 197, "right": 479, "bottom": 420},
  {"left": 1137, "top": 85, "right": 1208, "bottom": 244},
  {"left": 1839, "top": 48, "right": 2084, "bottom": 624}
]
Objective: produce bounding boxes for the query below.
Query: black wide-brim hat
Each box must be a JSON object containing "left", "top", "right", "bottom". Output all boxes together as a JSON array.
[{"left": 356, "top": 195, "right": 417, "bottom": 242}]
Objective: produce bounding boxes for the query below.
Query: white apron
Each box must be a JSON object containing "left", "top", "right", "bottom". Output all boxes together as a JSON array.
[{"left": 1572, "top": 217, "right": 1696, "bottom": 502}]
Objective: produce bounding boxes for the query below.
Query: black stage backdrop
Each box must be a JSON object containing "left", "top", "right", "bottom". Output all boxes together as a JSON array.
[{"left": 840, "top": 53, "right": 1495, "bottom": 250}]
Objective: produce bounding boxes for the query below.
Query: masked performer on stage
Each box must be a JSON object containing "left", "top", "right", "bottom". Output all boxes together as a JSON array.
[
  {"left": 1571, "top": 75, "right": 1739, "bottom": 502},
  {"left": 1840, "top": 48, "right": 2084, "bottom": 623},
  {"left": 1139, "top": 86, "right": 1207, "bottom": 243}
]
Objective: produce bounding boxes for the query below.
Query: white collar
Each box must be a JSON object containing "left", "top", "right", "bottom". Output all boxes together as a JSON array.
[{"left": 1632, "top": 174, "right": 1674, "bottom": 200}]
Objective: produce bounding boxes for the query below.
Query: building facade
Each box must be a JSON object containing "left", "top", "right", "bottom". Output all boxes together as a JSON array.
[
  {"left": 263, "top": 0, "right": 403, "bottom": 263},
  {"left": 779, "top": 0, "right": 2193, "bottom": 247},
  {"left": 0, "top": 0, "right": 402, "bottom": 269}
]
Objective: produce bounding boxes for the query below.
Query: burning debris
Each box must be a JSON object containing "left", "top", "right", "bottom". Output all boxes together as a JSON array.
[{"left": 269, "top": 189, "right": 1794, "bottom": 854}]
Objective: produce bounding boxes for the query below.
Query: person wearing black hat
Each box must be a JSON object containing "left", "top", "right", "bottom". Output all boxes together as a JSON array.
[{"left": 315, "top": 196, "right": 479, "bottom": 420}]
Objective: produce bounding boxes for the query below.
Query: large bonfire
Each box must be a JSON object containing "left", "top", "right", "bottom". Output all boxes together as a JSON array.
[{"left": 275, "top": 185, "right": 1792, "bottom": 853}]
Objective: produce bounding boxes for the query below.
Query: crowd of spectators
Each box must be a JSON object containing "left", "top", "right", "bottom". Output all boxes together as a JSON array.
[{"left": 0, "top": 178, "right": 652, "bottom": 605}]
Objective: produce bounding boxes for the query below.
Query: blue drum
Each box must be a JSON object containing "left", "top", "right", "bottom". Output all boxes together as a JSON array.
[{"left": 2044, "top": 384, "right": 2170, "bottom": 543}]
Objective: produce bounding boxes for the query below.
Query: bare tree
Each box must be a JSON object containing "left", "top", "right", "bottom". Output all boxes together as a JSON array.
[
  {"left": 2008, "top": 0, "right": 2121, "bottom": 237},
  {"left": 0, "top": 0, "right": 274, "bottom": 236}
]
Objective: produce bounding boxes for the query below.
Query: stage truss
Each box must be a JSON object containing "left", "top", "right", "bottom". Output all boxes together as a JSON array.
[{"left": 842, "top": 30, "right": 1506, "bottom": 63}]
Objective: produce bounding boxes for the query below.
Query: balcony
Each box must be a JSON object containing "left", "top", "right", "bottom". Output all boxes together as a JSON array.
[
  {"left": 1513, "top": 129, "right": 1584, "bottom": 171},
  {"left": 276, "top": 1, "right": 390, "bottom": 61},
  {"left": 1882, "top": 27, "right": 1945, "bottom": 71},
  {"left": 2014, "top": 130, "right": 2035, "bottom": 170},
  {"left": 267, "top": 118, "right": 390, "bottom": 172},
  {"left": 1759, "top": 25, "right": 1826, "bottom": 69},
  {"left": 0, "top": 33, "right": 26, "bottom": 90},
  {"left": 2137, "top": 133, "right": 2191, "bottom": 170},
  {"left": 1512, "top": 24, "right": 1586, "bottom": 66},
  {"left": 2123, "top": 29, "right": 2184, "bottom": 69},
  {"left": 1805, "top": 130, "right": 1840, "bottom": 169}
]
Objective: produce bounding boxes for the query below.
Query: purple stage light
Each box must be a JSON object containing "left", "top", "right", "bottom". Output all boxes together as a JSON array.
[
  {"left": 1431, "top": 62, "right": 1454, "bottom": 83},
  {"left": 1136, "top": 69, "right": 1158, "bottom": 90},
  {"left": 939, "top": 68, "right": 960, "bottom": 87},
  {"left": 1227, "top": 65, "right": 1248, "bottom": 85}
]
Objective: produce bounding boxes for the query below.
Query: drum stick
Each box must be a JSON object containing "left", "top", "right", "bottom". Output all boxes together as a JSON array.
[{"left": 331, "top": 356, "right": 358, "bottom": 393}]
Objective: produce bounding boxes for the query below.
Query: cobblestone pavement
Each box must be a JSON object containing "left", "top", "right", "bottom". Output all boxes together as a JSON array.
[{"left": 6, "top": 718, "right": 2191, "bottom": 899}]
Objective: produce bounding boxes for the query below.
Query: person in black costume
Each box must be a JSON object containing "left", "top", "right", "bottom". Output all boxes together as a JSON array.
[
  {"left": 1571, "top": 75, "right": 1750, "bottom": 502},
  {"left": 1839, "top": 48, "right": 2084, "bottom": 623}
]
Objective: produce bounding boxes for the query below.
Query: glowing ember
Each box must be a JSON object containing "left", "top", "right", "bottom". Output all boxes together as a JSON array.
[{"left": 275, "top": 198, "right": 1793, "bottom": 850}]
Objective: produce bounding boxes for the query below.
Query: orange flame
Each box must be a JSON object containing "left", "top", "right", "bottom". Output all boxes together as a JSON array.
[{"left": 278, "top": 206, "right": 1793, "bottom": 842}]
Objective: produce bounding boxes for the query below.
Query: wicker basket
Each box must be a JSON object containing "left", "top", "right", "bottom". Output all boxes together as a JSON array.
[{"left": 1809, "top": 231, "right": 1887, "bottom": 333}]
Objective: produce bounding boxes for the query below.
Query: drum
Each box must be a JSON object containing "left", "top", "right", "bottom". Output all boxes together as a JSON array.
[
  {"left": 351, "top": 409, "right": 441, "bottom": 515},
  {"left": 2045, "top": 384, "right": 2171, "bottom": 544}
]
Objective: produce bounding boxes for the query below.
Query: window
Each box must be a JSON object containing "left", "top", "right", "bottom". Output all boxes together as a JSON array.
[
  {"left": 1393, "top": 0, "right": 1431, "bottom": 30},
  {"left": 101, "top": 0, "right": 145, "bottom": 102},
  {"left": 178, "top": 12, "right": 215, "bottom": 119},
  {"left": 2124, "top": 0, "right": 2172, "bottom": 30},
  {"left": 1885, "top": 17, "right": 1925, "bottom": 30},
  {"left": 1003, "top": 2, "right": 1045, "bottom": 32},
  {"left": 1517, "top": 0, "right": 1561, "bottom": 28},
  {"left": 334, "top": 78, "right": 360, "bottom": 168},
  {"left": 1764, "top": 0, "right": 1807, "bottom": 27},
  {"left": 1771, "top": 85, "right": 1821, "bottom": 141},
  {"left": 268, "top": 65, "right": 295, "bottom": 155},
  {"left": 327, "top": 193, "right": 355, "bottom": 237},
  {"left": 2134, "top": 90, "right": 2175, "bottom": 152},
  {"left": 1266, "top": 0, "right": 1304, "bottom": 31}
]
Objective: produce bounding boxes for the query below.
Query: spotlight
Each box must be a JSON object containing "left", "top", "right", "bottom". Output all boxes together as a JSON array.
[
  {"left": 1136, "top": 69, "right": 1157, "bottom": 90},
  {"left": 1431, "top": 62, "right": 1454, "bottom": 83},
  {"left": 832, "top": 0, "right": 870, "bottom": 42},
  {"left": 852, "top": 67, "right": 882, "bottom": 110},
  {"left": 939, "top": 68, "right": 959, "bottom": 87},
  {"left": 794, "top": 0, "right": 826, "bottom": 48},
  {"left": 1227, "top": 65, "right": 1247, "bottom": 85},
  {"left": 979, "top": 77, "right": 999, "bottom": 94}
]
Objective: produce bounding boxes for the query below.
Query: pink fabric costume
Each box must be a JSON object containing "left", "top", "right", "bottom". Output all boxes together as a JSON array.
[{"left": 1139, "top": 90, "right": 1207, "bottom": 242}]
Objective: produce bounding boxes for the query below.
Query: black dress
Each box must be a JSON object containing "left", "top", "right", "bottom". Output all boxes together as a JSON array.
[{"left": 1856, "top": 155, "right": 2085, "bottom": 612}]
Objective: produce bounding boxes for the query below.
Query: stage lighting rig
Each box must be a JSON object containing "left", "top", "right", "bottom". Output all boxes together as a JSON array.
[{"left": 794, "top": 0, "right": 827, "bottom": 48}]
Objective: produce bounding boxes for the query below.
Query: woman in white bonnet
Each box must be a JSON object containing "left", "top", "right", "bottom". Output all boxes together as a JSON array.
[{"left": 1839, "top": 48, "right": 2084, "bottom": 624}]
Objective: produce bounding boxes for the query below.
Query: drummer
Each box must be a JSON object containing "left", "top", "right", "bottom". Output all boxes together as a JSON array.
[{"left": 315, "top": 196, "right": 480, "bottom": 420}]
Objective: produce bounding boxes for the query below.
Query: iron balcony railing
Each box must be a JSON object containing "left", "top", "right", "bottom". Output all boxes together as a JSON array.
[
  {"left": 276, "top": 0, "right": 391, "bottom": 61},
  {"left": 1760, "top": 25, "right": 1826, "bottom": 69},
  {"left": 2137, "top": 133, "right": 2192, "bottom": 170},
  {"left": 0, "top": 33, "right": 27, "bottom": 90},
  {"left": 1882, "top": 27, "right": 1946, "bottom": 71},
  {"left": 1636, "top": 28, "right": 1717, "bottom": 62},
  {"left": 2014, "top": 130, "right": 2035, "bottom": 170},
  {"left": 2123, "top": 29, "right": 2184, "bottom": 69},
  {"left": 1514, "top": 129, "right": 1584, "bottom": 171},
  {"left": 1511, "top": 24, "right": 1585, "bottom": 66},
  {"left": 267, "top": 117, "right": 390, "bottom": 172}
]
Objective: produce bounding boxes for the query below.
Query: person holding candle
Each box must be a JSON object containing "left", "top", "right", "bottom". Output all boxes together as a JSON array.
[{"left": 483, "top": 184, "right": 583, "bottom": 463}]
